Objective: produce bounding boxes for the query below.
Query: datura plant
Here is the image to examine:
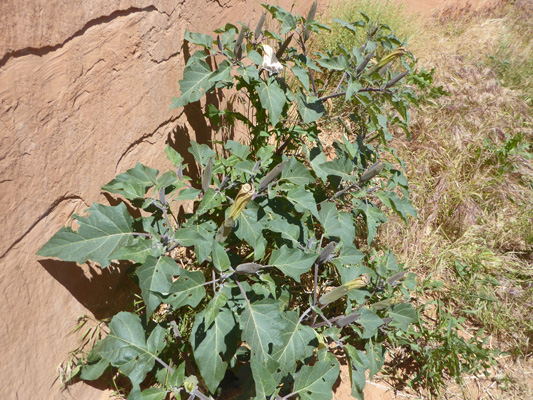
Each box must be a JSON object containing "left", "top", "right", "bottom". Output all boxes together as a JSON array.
[{"left": 38, "top": 3, "right": 437, "bottom": 399}]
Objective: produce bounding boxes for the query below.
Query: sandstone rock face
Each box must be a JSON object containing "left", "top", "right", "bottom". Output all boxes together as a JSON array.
[{"left": 0, "top": 1, "right": 301, "bottom": 399}]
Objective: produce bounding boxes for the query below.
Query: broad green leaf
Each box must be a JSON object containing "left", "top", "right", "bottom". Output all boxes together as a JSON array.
[
  {"left": 318, "top": 157, "right": 356, "bottom": 183},
  {"left": 164, "top": 269, "right": 206, "bottom": 309},
  {"left": 237, "top": 65, "right": 260, "bottom": 83},
  {"left": 167, "top": 361, "right": 186, "bottom": 388},
  {"left": 224, "top": 140, "right": 250, "bottom": 160},
  {"left": 282, "top": 157, "right": 314, "bottom": 186},
  {"left": 136, "top": 256, "right": 181, "bottom": 318},
  {"left": 165, "top": 145, "right": 184, "bottom": 168},
  {"left": 95, "top": 312, "right": 164, "bottom": 385},
  {"left": 272, "top": 311, "right": 316, "bottom": 377},
  {"left": 211, "top": 240, "right": 230, "bottom": 272},
  {"left": 376, "top": 191, "right": 417, "bottom": 223},
  {"left": 174, "top": 188, "right": 201, "bottom": 202},
  {"left": 388, "top": 303, "right": 417, "bottom": 331},
  {"left": 316, "top": 54, "right": 349, "bottom": 70},
  {"left": 285, "top": 187, "right": 319, "bottom": 218},
  {"left": 292, "top": 354, "right": 340, "bottom": 400},
  {"left": 291, "top": 65, "right": 310, "bottom": 92},
  {"left": 80, "top": 357, "right": 109, "bottom": 380},
  {"left": 141, "top": 387, "right": 166, "bottom": 400},
  {"left": 235, "top": 205, "right": 266, "bottom": 259},
  {"left": 191, "top": 308, "right": 239, "bottom": 393},
  {"left": 102, "top": 163, "right": 159, "bottom": 200},
  {"left": 346, "top": 80, "right": 362, "bottom": 101},
  {"left": 335, "top": 244, "right": 364, "bottom": 267},
  {"left": 296, "top": 92, "right": 326, "bottom": 124},
  {"left": 356, "top": 202, "right": 387, "bottom": 244},
  {"left": 308, "top": 147, "right": 330, "bottom": 183},
  {"left": 184, "top": 30, "right": 214, "bottom": 48},
  {"left": 197, "top": 188, "right": 224, "bottom": 214},
  {"left": 37, "top": 203, "right": 134, "bottom": 268},
  {"left": 247, "top": 50, "right": 263, "bottom": 65},
  {"left": 188, "top": 140, "right": 216, "bottom": 167},
  {"left": 258, "top": 80, "right": 286, "bottom": 125},
  {"left": 319, "top": 202, "right": 355, "bottom": 245},
  {"left": 365, "top": 341, "right": 385, "bottom": 380},
  {"left": 263, "top": 211, "right": 301, "bottom": 243},
  {"left": 270, "top": 245, "right": 316, "bottom": 282},
  {"left": 251, "top": 358, "right": 279, "bottom": 399},
  {"left": 345, "top": 344, "right": 368, "bottom": 400},
  {"left": 357, "top": 308, "right": 384, "bottom": 339},
  {"left": 209, "top": 59, "right": 233, "bottom": 88},
  {"left": 333, "top": 18, "right": 365, "bottom": 35},
  {"left": 205, "top": 290, "right": 229, "bottom": 326},
  {"left": 111, "top": 238, "right": 162, "bottom": 264},
  {"left": 240, "top": 299, "right": 286, "bottom": 372},
  {"left": 147, "top": 324, "right": 167, "bottom": 355},
  {"left": 170, "top": 56, "right": 214, "bottom": 109}
]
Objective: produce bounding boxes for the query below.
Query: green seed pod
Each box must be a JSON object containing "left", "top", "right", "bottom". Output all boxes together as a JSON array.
[
  {"left": 257, "top": 161, "right": 287, "bottom": 192},
  {"left": 359, "top": 161, "right": 383, "bottom": 183}
]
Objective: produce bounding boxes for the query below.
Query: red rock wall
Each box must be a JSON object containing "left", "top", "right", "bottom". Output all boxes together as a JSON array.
[{"left": 0, "top": 1, "right": 304, "bottom": 398}]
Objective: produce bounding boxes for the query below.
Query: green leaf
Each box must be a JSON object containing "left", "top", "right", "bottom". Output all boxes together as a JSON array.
[
  {"left": 319, "top": 202, "right": 355, "bottom": 245},
  {"left": 170, "top": 56, "right": 214, "bottom": 109},
  {"left": 37, "top": 203, "right": 134, "bottom": 268},
  {"left": 272, "top": 311, "right": 316, "bottom": 377},
  {"left": 365, "top": 341, "right": 385, "bottom": 380},
  {"left": 224, "top": 140, "right": 250, "bottom": 160},
  {"left": 205, "top": 290, "right": 229, "bottom": 326},
  {"left": 247, "top": 50, "right": 264, "bottom": 65},
  {"left": 376, "top": 191, "right": 417, "bottom": 223},
  {"left": 357, "top": 308, "right": 384, "bottom": 339},
  {"left": 111, "top": 238, "right": 162, "bottom": 264},
  {"left": 141, "top": 387, "right": 166, "bottom": 400},
  {"left": 136, "top": 256, "right": 181, "bottom": 318},
  {"left": 167, "top": 361, "right": 186, "bottom": 388},
  {"left": 165, "top": 145, "right": 185, "bottom": 168},
  {"left": 235, "top": 205, "right": 266, "bottom": 259},
  {"left": 240, "top": 299, "right": 286, "bottom": 372},
  {"left": 102, "top": 163, "right": 159, "bottom": 200},
  {"left": 95, "top": 312, "right": 164, "bottom": 385},
  {"left": 285, "top": 187, "right": 319, "bottom": 218},
  {"left": 258, "top": 80, "right": 286, "bottom": 125},
  {"left": 188, "top": 140, "right": 216, "bottom": 167},
  {"left": 191, "top": 308, "right": 239, "bottom": 393},
  {"left": 209, "top": 59, "right": 233, "bottom": 88},
  {"left": 316, "top": 54, "right": 349, "bottom": 70},
  {"left": 292, "top": 354, "right": 340, "bottom": 400},
  {"left": 251, "top": 358, "right": 279, "bottom": 399},
  {"left": 318, "top": 158, "right": 356, "bottom": 183},
  {"left": 197, "top": 188, "right": 224, "bottom": 214},
  {"left": 80, "top": 357, "right": 109, "bottom": 380},
  {"left": 184, "top": 30, "right": 214, "bottom": 48},
  {"left": 174, "top": 188, "right": 202, "bottom": 202},
  {"left": 164, "top": 268, "right": 206, "bottom": 309},
  {"left": 356, "top": 202, "right": 387, "bottom": 244},
  {"left": 388, "top": 303, "right": 417, "bottom": 331},
  {"left": 282, "top": 157, "right": 314, "bottom": 186},
  {"left": 270, "top": 245, "right": 316, "bottom": 282},
  {"left": 345, "top": 344, "right": 368, "bottom": 400},
  {"left": 212, "top": 240, "right": 231, "bottom": 272},
  {"left": 291, "top": 65, "right": 310, "bottom": 92},
  {"left": 296, "top": 92, "right": 326, "bottom": 124}
]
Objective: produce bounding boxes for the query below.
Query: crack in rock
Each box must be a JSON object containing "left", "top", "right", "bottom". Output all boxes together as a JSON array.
[{"left": 0, "top": 5, "right": 160, "bottom": 69}]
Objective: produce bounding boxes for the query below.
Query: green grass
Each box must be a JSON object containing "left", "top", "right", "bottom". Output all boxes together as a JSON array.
[{"left": 317, "top": 0, "right": 421, "bottom": 52}]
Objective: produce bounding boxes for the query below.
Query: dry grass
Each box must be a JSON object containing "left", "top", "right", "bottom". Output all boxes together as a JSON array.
[{"left": 318, "top": 0, "right": 533, "bottom": 397}]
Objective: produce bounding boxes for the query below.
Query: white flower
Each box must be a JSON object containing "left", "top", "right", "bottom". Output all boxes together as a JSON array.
[{"left": 262, "top": 44, "right": 283, "bottom": 75}]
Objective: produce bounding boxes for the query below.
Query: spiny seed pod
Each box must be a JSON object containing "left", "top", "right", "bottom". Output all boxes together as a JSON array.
[
  {"left": 316, "top": 242, "right": 337, "bottom": 265},
  {"left": 336, "top": 311, "right": 361, "bottom": 327},
  {"left": 359, "top": 161, "right": 383, "bottom": 183},
  {"left": 319, "top": 276, "right": 368, "bottom": 305},
  {"left": 356, "top": 51, "right": 375, "bottom": 75},
  {"left": 254, "top": 13, "right": 266, "bottom": 41},
  {"left": 235, "top": 262, "right": 265, "bottom": 274},
  {"left": 257, "top": 161, "right": 287, "bottom": 192},
  {"left": 276, "top": 34, "right": 293, "bottom": 59},
  {"left": 385, "top": 71, "right": 409, "bottom": 89},
  {"left": 201, "top": 157, "right": 213, "bottom": 193}
]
